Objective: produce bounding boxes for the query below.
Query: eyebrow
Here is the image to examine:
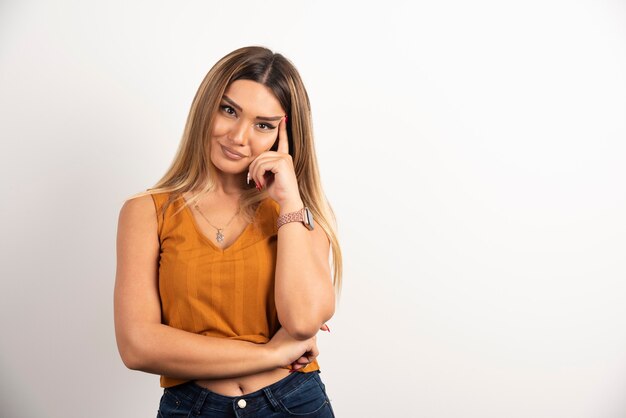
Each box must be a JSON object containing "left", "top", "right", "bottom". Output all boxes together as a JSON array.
[{"left": 222, "top": 95, "right": 284, "bottom": 122}]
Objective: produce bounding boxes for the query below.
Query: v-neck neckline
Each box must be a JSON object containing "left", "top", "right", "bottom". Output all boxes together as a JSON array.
[{"left": 182, "top": 197, "right": 265, "bottom": 254}]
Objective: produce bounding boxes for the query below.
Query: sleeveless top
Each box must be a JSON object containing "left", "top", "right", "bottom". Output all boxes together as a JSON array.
[{"left": 151, "top": 192, "right": 320, "bottom": 388}]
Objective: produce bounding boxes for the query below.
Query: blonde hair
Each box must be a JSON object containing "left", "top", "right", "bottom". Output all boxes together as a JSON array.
[{"left": 141, "top": 46, "right": 342, "bottom": 293}]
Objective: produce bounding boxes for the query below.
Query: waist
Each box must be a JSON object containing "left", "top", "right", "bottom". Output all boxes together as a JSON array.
[
  {"left": 161, "top": 370, "right": 328, "bottom": 416},
  {"left": 193, "top": 360, "right": 320, "bottom": 396},
  {"left": 194, "top": 367, "right": 291, "bottom": 396}
]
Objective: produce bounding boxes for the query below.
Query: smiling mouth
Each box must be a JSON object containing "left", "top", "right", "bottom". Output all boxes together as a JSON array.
[{"left": 221, "top": 145, "right": 249, "bottom": 160}]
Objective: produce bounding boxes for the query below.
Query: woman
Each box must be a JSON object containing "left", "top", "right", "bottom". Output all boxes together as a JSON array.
[{"left": 114, "top": 46, "right": 342, "bottom": 417}]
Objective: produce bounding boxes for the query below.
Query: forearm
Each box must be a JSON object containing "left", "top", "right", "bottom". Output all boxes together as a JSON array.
[
  {"left": 117, "top": 323, "right": 279, "bottom": 380},
  {"left": 247, "top": 133, "right": 336, "bottom": 340},
  {"left": 275, "top": 200, "right": 335, "bottom": 340}
]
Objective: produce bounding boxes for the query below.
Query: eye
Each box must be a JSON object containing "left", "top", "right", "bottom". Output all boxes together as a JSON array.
[
  {"left": 256, "top": 122, "right": 276, "bottom": 131},
  {"left": 220, "top": 105, "right": 236, "bottom": 117}
]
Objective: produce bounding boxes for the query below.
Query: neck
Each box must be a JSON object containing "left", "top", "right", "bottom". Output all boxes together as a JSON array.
[{"left": 210, "top": 170, "right": 247, "bottom": 197}]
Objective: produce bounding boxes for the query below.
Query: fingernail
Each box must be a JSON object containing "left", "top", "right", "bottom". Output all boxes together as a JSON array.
[
  {"left": 246, "top": 172, "right": 251, "bottom": 185},
  {"left": 325, "top": 325, "right": 331, "bottom": 333},
  {"left": 284, "top": 116, "right": 288, "bottom": 123}
]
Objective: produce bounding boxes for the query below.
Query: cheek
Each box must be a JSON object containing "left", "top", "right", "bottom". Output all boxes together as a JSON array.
[
  {"left": 250, "top": 134, "right": 278, "bottom": 156},
  {"left": 211, "top": 118, "right": 230, "bottom": 138}
]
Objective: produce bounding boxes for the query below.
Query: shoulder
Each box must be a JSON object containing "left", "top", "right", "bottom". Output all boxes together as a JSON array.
[
  {"left": 116, "top": 195, "right": 161, "bottom": 275},
  {"left": 120, "top": 191, "right": 179, "bottom": 216},
  {"left": 118, "top": 190, "right": 176, "bottom": 230},
  {"left": 118, "top": 194, "right": 159, "bottom": 229}
]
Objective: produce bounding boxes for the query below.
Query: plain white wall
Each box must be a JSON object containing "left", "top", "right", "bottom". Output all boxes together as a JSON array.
[{"left": 1, "top": 0, "right": 626, "bottom": 417}]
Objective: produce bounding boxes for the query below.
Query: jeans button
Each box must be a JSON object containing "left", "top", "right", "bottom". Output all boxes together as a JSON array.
[{"left": 237, "top": 399, "right": 247, "bottom": 408}]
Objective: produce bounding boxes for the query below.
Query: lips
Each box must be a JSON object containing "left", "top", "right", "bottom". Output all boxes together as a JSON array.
[{"left": 220, "top": 145, "right": 248, "bottom": 160}]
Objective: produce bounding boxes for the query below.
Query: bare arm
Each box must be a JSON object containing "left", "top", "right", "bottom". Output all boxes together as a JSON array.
[
  {"left": 274, "top": 201, "right": 336, "bottom": 340},
  {"left": 249, "top": 117, "right": 336, "bottom": 341},
  {"left": 113, "top": 195, "right": 316, "bottom": 379}
]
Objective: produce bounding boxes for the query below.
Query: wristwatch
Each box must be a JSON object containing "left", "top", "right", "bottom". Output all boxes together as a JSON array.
[{"left": 276, "top": 207, "right": 314, "bottom": 231}]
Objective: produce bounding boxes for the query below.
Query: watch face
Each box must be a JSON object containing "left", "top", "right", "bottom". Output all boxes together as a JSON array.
[{"left": 303, "top": 207, "right": 314, "bottom": 230}]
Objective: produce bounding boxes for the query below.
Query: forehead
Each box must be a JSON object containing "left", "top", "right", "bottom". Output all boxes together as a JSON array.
[{"left": 223, "top": 79, "right": 284, "bottom": 115}]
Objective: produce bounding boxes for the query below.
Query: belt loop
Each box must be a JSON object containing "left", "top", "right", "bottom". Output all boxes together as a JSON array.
[
  {"left": 191, "top": 389, "right": 209, "bottom": 416},
  {"left": 263, "top": 387, "right": 281, "bottom": 411}
]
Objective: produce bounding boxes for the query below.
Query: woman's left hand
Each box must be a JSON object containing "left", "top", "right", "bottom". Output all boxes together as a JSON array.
[
  {"left": 289, "top": 324, "right": 330, "bottom": 371},
  {"left": 248, "top": 117, "right": 302, "bottom": 209}
]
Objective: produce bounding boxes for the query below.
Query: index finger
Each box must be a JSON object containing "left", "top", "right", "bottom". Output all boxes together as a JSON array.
[{"left": 277, "top": 116, "right": 289, "bottom": 154}]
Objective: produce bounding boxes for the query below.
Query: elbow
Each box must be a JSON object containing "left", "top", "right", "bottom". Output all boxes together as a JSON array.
[
  {"left": 119, "top": 349, "right": 144, "bottom": 371},
  {"left": 283, "top": 323, "right": 320, "bottom": 341},
  {"left": 118, "top": 342, "right": 144, "bottom": 371},
  {"left": 281, "top": 307, "right": 335, "bottom": 341},
  {"left": 276, "top": 287, "right": 336, "bottom": 340},
  {"left": 116, "top": 331, "right": 150, "bottom": 371}
]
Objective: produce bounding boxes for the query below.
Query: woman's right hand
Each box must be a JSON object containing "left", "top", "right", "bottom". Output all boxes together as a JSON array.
[{"left": 266, "top": 327, "right": 319, "bottom": 371}]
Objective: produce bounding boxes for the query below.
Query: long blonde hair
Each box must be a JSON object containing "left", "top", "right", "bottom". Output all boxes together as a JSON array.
[{"left": 143, "top": 46, "right": 342, "bottom": 293}]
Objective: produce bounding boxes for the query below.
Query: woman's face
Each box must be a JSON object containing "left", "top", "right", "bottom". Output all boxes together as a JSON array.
[{"left": 209, "top": 79, "right": 285, "bottom": 176}]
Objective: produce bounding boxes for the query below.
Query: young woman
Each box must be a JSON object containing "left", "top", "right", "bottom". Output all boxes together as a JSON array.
[{"left": 114, "top": 46, "right": 342, "bottom": 417}]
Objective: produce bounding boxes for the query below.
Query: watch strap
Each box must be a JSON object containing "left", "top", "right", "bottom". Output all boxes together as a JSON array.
[{"left": 277, "top": 207, "right": 314, "bottom": 230}]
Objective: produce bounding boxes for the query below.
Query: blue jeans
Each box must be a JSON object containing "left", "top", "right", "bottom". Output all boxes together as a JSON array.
[{"left": 157, "top": 370, "right": 336, "bottom": 417}]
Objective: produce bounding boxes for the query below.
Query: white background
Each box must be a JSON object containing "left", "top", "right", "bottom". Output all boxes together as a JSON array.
[{"left": 1, "top": 1, "right": 625, "bottom": 417}]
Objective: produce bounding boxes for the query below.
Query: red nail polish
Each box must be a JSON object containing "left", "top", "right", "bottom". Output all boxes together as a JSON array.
[
  {"left": 325, "top": 325, "right": 331, "bottom": 333},
  {"left": 284, "top": 116, "right": 288, "bottom": 123}
]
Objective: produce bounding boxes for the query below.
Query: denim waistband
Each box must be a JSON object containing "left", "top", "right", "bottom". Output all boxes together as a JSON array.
[{"left": 164, "top": 370, "right": 322, "bottom": 415}]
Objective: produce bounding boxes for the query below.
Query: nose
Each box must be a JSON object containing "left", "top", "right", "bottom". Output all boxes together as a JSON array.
[{"left": 228, "top": 119, "right": 249, "bottom": 146}]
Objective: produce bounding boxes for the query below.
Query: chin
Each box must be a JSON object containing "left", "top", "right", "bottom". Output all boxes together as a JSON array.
[
  {"left": 211, "top": 157, "right": 247, "bottom": 175},
  {"left": 214, "top": 163, "right": 246, "bottom": 175}
]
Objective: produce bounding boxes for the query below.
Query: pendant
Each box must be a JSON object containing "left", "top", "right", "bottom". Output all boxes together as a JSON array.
[{"left": 216, "top": 229, "right": 225, "bottom": 243}]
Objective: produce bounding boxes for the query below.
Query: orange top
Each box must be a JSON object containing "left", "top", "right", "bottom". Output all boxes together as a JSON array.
[{"left": 151, "top": 192, "right": 319, "bottom": 388}]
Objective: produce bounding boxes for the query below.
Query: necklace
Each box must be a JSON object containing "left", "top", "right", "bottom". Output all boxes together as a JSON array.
[{"left": 194, "top": 203, "right": 241, "bottom": 243}]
